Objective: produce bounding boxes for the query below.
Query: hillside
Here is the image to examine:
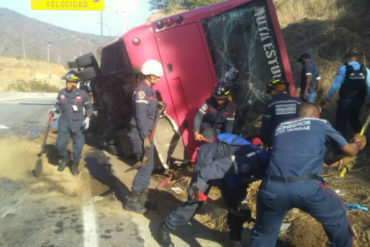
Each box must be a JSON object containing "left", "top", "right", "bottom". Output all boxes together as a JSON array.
[
  {"left": 147, "top": 0, "right": 370, "bottom": 99},
  {"left": 277, "top": 0, "right": 370, "bottom": 98},
  {"left": 0, "top": 8, "right": 113, "bottom": 66},
  {"left": 0, "top": 56, "right": 66, "bottom": 92}
]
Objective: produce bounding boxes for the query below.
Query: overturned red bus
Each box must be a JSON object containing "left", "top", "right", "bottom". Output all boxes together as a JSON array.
[{"left": 71, "top": 0, "right": 295, "bottom": 168}]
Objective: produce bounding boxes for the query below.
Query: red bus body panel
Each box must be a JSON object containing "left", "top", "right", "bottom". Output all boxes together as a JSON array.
[{"left": 112, "top": 0, "right": 294, "bottom": 158}]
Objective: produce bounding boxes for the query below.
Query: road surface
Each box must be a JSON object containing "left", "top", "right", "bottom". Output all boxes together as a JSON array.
[
  {"left": 0, "top": 96, "right": 227, "bottom": 247},
  {"left": 0, "top": 96, "right": 56, "bottom": 138}
]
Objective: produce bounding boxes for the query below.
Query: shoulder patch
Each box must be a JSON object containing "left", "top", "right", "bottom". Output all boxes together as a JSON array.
[{"left": 137, "top": 90, "right": 146, "bottom": 100}]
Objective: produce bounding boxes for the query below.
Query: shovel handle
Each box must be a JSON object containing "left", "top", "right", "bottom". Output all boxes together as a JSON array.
[{"left": 360, "top": 112, "right": 370, "bottom": 135}]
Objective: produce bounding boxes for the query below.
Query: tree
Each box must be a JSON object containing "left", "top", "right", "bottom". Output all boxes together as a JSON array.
[{"left": 148, "top": 0, "right": 225, "bottom": 11}]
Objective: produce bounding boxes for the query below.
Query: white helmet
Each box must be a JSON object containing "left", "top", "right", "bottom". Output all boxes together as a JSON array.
[{"left": 141, "top": 59, "right": 164, "bottom": 77}]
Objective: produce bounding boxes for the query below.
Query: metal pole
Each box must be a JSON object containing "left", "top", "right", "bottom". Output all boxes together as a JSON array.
[
  {"left": 47, "top": 43, "right": 50, "bottom": 77},
  {"left": 22, "top": 36, "right": 26, "bottom": 59},
  {"left": 100, "top": 11, "right": 103, "bottom": 36}
]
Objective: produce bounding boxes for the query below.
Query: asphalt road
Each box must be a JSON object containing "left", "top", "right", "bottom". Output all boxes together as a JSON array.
[
  {"left": 0, "top": 96, "right": 225, "bottom": 247},
  {"left": 0, "top": 97, "right": 56, "bottom": 138}
]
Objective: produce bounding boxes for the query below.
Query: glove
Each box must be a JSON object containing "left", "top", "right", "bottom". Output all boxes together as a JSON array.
[
  {"left": 351, "top": 133, "right": 367, "bottom": 149},
  {"left": 337, "top": 155, "right": 357, "bottom": 174},
  {"left": 82, "top": 118, "right": 90, "bottom": 131},
  {"left": 50, "top": 107, "right": 57, "bottom": 116},
  {"left": 143, "top": 137, "right": 151, "bottom": 150}
]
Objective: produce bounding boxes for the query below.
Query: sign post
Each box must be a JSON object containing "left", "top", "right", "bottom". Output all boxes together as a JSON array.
[{"left": 31, "top": 0, "right": 105, "bottom": 11}]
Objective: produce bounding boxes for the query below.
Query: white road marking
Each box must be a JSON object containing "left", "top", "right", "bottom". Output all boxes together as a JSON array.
[
  {"left": 83, "top": 195, "right": 99, "bottom": 247},
  {"left": 83, "top": 173, "right": 99, "bottom": 247},
  {"left": 1, "top": 198, "right": 23, "bottom": 218},
  {"left": 0, "top": 124, "right": 10, "bottom": 130}
]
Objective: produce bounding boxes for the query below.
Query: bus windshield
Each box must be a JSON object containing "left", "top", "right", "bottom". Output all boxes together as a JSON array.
[{"left": 202, "top": 0, "right": 285, "bottom": 134}]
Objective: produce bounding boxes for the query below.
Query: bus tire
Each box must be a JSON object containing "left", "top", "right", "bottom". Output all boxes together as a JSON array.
[
  {"left": 76, "top": 52, "right": 95, "bottom": 67},
  {"left": 79, "top": 67, "right": 97, "bottom": 81}
]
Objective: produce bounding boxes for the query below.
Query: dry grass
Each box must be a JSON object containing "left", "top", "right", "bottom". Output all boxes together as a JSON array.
[
  {"left": 0, "top": 56, "right": 66, "bottom": 92},
  {"left": 274, "top": 0, "right": 341, "bottom": 28}
]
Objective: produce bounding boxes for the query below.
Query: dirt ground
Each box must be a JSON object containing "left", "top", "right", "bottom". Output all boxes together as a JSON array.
[{"left": 1, "top": 129, "right": 369, "bottom": 246}]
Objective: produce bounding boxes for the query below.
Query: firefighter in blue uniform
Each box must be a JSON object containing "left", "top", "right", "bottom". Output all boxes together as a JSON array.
[
  {"left": 193, "top": 83, "right": 236, "bottom": 142},
  {"left": 250, "top": 103, "right": 365, "bottom": 247},
  {"left": 325, "top": 52, "right": 370, "bottom": 138},
  {"left": 124, "top": 59, "right": 164, "bottom": 214},
  {"left": 261, "top": 78, "right": 301, "bottom": 147},
  {"left": 158, "top": 133, "right": 269, "bottom": 247},
  {"left": 52, "top": 70, "right": 93, "bottom": 175}
]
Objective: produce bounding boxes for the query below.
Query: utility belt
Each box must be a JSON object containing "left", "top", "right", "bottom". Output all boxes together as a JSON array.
[{"left": 265, "top": 174, "right": 323, "bottom": 183}]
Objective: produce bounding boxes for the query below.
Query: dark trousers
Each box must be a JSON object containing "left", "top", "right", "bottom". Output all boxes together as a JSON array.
[
  {"left": 250, "top": 179, "right": 353, "bottom": 247},
  {"left": 165, "top": 181, "right": 247, "bottom": 241},
  {"left": 56, "top": 122, "right": 84, "bottom": 161},
  {"left": 336, "top": 98, "right": 364, "bottom": 138},
  {"left": 127, "top": 126, "right": 155, "bottom": 192}
]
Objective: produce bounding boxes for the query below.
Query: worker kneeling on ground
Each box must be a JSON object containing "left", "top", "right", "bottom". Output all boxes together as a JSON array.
[
  {"left": 51, "top": 70, "right": 93, "bottom": 175},
  {"left": 261, "top": 78, "right": 301, "bottom": 148},
  {"left": 250, "top": 103, "right": 365, "bottom": 247},
  {"left": 124, "top": 59, "right": 165, "bottom": 214},
  {"left": 158, "top": 133, "right": 269, "bottom": 247},
  {"left": 193, "top": 83, "right": 236, "bottom": 142}
]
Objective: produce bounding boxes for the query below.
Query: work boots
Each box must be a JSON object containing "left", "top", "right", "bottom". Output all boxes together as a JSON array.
[
  {"left": 158, "top": 223, "right": 174, "bottom": 247},
  {"left": 58, "top": 156, "right": 69, "bottom": 172},
  {"left": 124, "top": 191, "right": 146, "bottom": 214},
  {"left": 138, "top": 189, "right": 157, "bottom": 210},
  {"left": 71, "top": 160, "right": 80, "bottom": 175}
]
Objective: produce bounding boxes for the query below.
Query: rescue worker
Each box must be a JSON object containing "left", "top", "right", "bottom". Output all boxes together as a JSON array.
[
  {"left": 298, "top": 53, "right": 321, "bottom": 102},
  {"left": 158, "top": 133, "right": 269, "bottom": 247},
  {"left": 325, "top": 52, "right": 370, "bottom": 138},
  {"left": 124, "top": 59, "right": 164, "bottom": 214},
  {"left": 250, "top": 103, "right": 365, "bottom": 247},
  {"left": 193, "top": 83, "right": 236, "bottom": 142},
  {"left": 51, "top": 70, "right": 93, "bottom": 175},
  {"left": 261, "top": 78, "right": 301, "bottom": 147}
]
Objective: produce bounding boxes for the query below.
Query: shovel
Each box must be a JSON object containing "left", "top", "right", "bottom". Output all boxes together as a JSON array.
[{"left": 32, "top": 112, "right": 53, "bottom": 177}]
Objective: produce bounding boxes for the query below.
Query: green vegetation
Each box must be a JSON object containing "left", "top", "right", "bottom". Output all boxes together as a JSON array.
[
  {"left": 148, "top": 0, "right": 224, "bottom": 11},
  {"left": 7, "top": 79, "right": 59, "bottom": 92}
]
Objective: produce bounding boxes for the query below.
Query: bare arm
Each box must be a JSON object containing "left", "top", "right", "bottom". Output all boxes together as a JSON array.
[
  {"left": 303, "top": 75, "right": 312, "bottom": 98},
  {"left": 341, "top": 143, "right": 359, "bottom": 157}
]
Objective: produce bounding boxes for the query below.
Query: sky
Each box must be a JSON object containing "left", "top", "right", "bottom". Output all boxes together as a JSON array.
[{"left": 0, "top": 0, "right": 152, "bottom": 36}]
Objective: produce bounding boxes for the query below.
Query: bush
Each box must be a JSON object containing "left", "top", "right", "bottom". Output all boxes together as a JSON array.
[{"left": 7, "top": 79, "right": 59, "bottom": 92}]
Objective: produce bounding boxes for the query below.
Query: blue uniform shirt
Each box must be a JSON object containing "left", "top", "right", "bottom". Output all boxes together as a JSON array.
[
  {"left": 130, "top": 80, "right": 158, "bottom": 139},
  {"left": 267, "top": 117, "right": 347, "bottom": 177},
  {"left": 56, "top": 88, "right": 93, "bottom": 132},
  {"left": 261, "top": 93, "right": 301, "bottom": 146},
  {"left": 300, "top": 61, "right": 320, "bottom": 94},
  {"left": 327, "top": 61, "right": 370, "bottom": 100}
]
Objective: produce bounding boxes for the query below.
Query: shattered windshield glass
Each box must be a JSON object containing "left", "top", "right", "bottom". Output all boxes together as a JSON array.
[{"left": 202, "top": 0, "right": 285, "bottom": 136}]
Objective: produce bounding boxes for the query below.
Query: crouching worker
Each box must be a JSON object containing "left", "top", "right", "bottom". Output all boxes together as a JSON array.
[
  {"left": 158, "top": 133, "right": 269, "bottom": 247},
  {"left": 51, "top": 70, "right": 93, "bottom": 175},
  {"left": 193, "top": 83, "right": 236, "bottom": 142}
]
